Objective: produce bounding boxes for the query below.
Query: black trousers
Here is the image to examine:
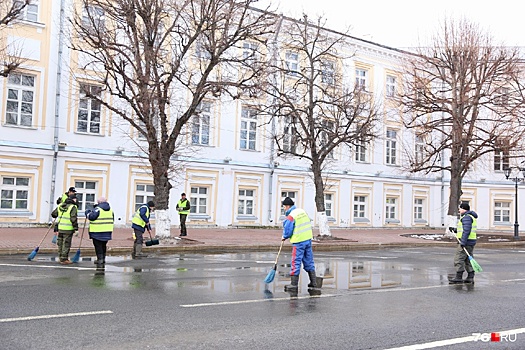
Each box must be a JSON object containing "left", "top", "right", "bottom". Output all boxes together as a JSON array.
[
  {"left": 92, "top": 238, "right": 108, "bottom": 262},
  {"left": 180, "top": 214, "right": 188, "bottom": 234}
]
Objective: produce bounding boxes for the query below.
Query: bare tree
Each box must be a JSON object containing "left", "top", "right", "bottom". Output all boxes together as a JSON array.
[
  {"left": 261, "top": 16, "right": 379, "bottom": 237},
  {"left": 69, "top": 0, "right": 275, "bottom": 237},
  {"left": 0, "top": 0, "right": 31, "bottom": 76},
  {"left": 399, "top": 18, "right": 525, "bottom": 233}
]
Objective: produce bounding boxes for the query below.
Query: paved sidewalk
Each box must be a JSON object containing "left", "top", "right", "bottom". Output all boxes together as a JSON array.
[{"left": 1, "top": 226, "right": 524, "bottom": 256}]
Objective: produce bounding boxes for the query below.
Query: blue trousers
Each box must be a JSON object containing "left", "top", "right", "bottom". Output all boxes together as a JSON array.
[{"left": 289, "top": 239, "right": 315, "bottom": 276}]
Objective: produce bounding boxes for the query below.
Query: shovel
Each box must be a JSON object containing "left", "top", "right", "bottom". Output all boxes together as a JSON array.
[{"left": 145, "top": 230, "right": 159, "bottom": 246}]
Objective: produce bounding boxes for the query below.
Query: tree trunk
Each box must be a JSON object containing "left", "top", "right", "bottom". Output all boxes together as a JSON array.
[
  {"left": 312, "top": 162, "right": 331, "bottom": 237},
  {"left": 445, "top": 170, "right": 463, "bottom": 237},
  {"left": 150, "top": 152, "right": 173, "bottom": 238}
]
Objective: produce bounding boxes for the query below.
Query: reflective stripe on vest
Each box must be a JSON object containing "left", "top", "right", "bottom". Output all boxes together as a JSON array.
[
  {"left": 177, "top": 199, "right": 190, "bottom": 215},
  {"left": 132, "top": 205, "right": 149, "bottom": 228},
  {"left": 289, "top": 208, "right": 313, "bottom": 243},
  {"left": 58, "top": 205, "right": 74, "bottom": 231},
  {"left": 89, "top": 208, "right": 114, "bottom": 233},
  {"left": 457, "top": 214, "right": 477, "bottom": 240}
]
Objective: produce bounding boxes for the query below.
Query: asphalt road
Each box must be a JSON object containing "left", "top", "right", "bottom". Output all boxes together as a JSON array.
[{"left": 1, "top": 247, "right": 524, "bottom": 350}]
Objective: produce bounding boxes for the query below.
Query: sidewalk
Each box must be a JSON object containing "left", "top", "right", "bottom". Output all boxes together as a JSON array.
[{"left": 1, "top": 226, "right": 524, "bottom": 256}]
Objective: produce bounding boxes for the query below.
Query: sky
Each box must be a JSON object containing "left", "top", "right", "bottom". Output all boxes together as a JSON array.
[{"left": 255, "top": 0, "right": 524, "bottom": 48}]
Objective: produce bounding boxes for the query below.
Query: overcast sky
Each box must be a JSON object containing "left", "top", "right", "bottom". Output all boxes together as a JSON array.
[{"left": 255, "top": 0, "right": 524, "bottom": 48}]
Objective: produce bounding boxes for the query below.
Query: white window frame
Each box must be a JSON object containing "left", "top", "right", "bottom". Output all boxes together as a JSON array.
[
  {"left": 353, "top": 195, "right": 368, "bottom": 222},
  {"left": 190, "top": 186, "right": 209, "bottom": 215},
  {"left": 285, "top": 51, "right": 299, "bottom": 76},
  {"left": 355, "top": 140, "right": 367, "bottom": 163},
  {"left": 192, "top": 102, "right": 211, "bottom": 145},
  {"left": 494, "top": 138, "right": 510, "bottom": 172},
  {"left": 283, "top": 116, "right": 296, "bottom": 153},
  {"left": 414, "top": 198, "right": 425, "bottom": 222},
  {"left": 17, "top": 0, "right": 39, "bottom": 22},
  {"left": 415, "top": 135, "right": 425, "bottom": 164},
  {"left": 242, "top": 41, "right": 258, "bottom": 62},
  {"left": 82, "top": 5, "right": 105, "bottom": 32},
  {"left": 74, "top": 180, "right": 97, "bottom": 211},
  {"left": 134, "top": 183, "right": 155, "bottom": 212},
  {"left": 0, "top": 176, "right": 29, "bottom": 210},
  {"left": 240, "top": 107, "right": 257, "bottom": 151},
  {"left": 5, "top": 72, "right": 35, "bottom": 127},
  {"left": 196, "top": 39, "right": 212, "bottom": 59},
  {"left": 385, "top": 197, "right": 398, "bottom": 223},
  {"left": 321, "top": 119, "right": 335, "bottom": 159},
  {"left": 494, "top": 201, "right": 511, "bottom": 223},
  {"left": 78, "top": 84, "right": 102, "bottom": 134},
  {"left": 321, "top": 60, "right": 335, "bottom": 85},
  {"left": 356, "top": 69, "right": 368, "bottom": 91},
  {"left": 238, "top": 189, "right": 255, "bottom": 217},
  {"left": 386, "top": 75, "right": 396, "bottom": 97},
  {"left": 325, "top": 193, "right": 333, "bottom": 218},
  {"left": 386, "top": 129, "right": 397, "bottom": 165}
]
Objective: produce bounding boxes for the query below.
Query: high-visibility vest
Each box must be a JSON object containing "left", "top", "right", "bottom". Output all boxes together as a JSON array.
[
  {"left": 60, "top": 193, "right": 68, "bottom": 203},
  {"left": 132, "top": 205, "right": 150, "bottom": 228},
  {"left": 57, "top": 205, "right": 75, "bottom": 231},
  {"left": 457, "top": 214, "right": 477, "bottom": 240},
  {"left": 89, "top": 207, "right": 114, "bottom": 233},
  {"left": 177, "top": 199, "right": 190, "bottom": 215},
  {"left": 289, "top": 208, "right": 313, "bottom": 243}
]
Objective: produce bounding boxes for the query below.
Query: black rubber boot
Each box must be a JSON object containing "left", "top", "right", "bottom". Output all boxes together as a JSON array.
[
  {"left": 307, "top": 270, "right": 318, "bottom": 288},
  {"left": 96, "top": 253, "right": 105, "bottom": 270},
  {"left": 449, "top": 271, "right": 464, "bottom": 284},
  {"left": 464, "top": 271, "right": 475, "bottom": 284},
  {"left": 284, "top": 275, "right": 299, "bottom": 292}
]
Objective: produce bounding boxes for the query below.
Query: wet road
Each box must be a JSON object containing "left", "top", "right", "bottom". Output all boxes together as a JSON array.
[{"left": 1, "top": 247, "right": 524, "bottom": 349}]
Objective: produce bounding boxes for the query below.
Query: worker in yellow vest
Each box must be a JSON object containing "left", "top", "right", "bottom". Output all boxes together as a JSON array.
[
  {"left": 176, "top": 192, "right": 191, "bottom": 236},
  {"left": 51, "top": 195, "right": 79, "bottom": 264},
  {"left": 131, "top": 201, "right": 155, "bottom": 259},
  {"left": 449, "top": 202, "right": 478, "bottom": 284},
  {"left": 281, "top": 197, "right": 318, "bottom": 293},
  {"left": 85, "top": 197, "right": 114, "bottom": 270}
]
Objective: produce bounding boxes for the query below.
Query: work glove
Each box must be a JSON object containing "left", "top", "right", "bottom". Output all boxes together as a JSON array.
[{"left": 281, "top": 237, "right": 286, "bottom": 241}]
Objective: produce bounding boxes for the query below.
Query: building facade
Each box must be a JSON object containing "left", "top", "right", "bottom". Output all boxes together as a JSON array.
[{"left": 0, "top": 2, "right": 522, "bottom": 233}]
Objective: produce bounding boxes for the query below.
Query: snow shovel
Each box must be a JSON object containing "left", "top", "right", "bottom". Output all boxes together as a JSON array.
[{"left": 145, "top": 230, "right": 159, "bottom": 246}]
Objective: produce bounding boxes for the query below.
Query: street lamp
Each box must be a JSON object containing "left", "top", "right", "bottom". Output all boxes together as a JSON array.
[{"left": 503, "top": 167, "right": 525, "bottom": 240}]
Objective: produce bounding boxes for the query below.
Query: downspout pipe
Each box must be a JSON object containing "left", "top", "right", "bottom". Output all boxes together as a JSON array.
[
  {"left": 49, "top": 0, "right": 66, "bottom": 217},
  {"left": 267, "top": 15, "right": 283, "bottom": 225}
]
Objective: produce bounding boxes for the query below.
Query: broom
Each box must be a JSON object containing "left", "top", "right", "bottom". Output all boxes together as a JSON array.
[
  {"left": 50, "top": 217, "right": 58, "bottom": 244},
  {"left": 457, "top": 238, "right": 482, "bottom": 272},
  {"left": 27, "top": 223, "right": 55, "bottom": 261},
  {"left": 264, "top": 240, "right": 284, "bottom": 283},
  {"left": 71, "top": 218, "right": 87, "bottom": 263}
]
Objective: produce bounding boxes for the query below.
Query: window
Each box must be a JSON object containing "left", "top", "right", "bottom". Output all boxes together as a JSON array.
[
  {"left": 353, "top": 195, "right": 367, "bottom": 221},
  {"left": 283, "top": 116, "right": 297, "bottom": 153},
  {"left": 16, "top": 0, "right": 38, "bottom": 22},
  {"left": 494, "top": 138, "right": 510, "bottom": 171},
  {"left": 285, "top": 51, "right": 299, "bottom": 76},
  {"left": 356, "top": 69, "right": 367, "bottom": 91},
  {"left": 321, "top": 61, "right": 335, "bottom": 85},
  {"left": 414, "top": 198, "right": 424, "bottom": 221},
  {"left": 240, "top": 107, "right": 257, "bottom": 150},
  {"left": 242, "top": 42, "right": 258, "bottom": 63},
  {"left": 321, "top": 119, "right": 334, "bottom": 158},
  {"left": 494, "top": 201, "right": 510, "bottom": 223},
  {"left": 1, "top": 176, "right": 29, "bottom": 210},
  {"left": 78, "top": 84, "right": 102, "bottom": 134},
  {"left": 135, "top": 183, "right": 155, "bottom": 211},
  {"left": 238, "top": 189, "right": 254, "bottom": 216},
  {"left": 192, "top": 102, "right": 211, "bottom": 145},
  {"left": 415, "top": 135, "right": 425, "bottom": 164},
  {"left": 325, "top": 193, "right": 333, "bottom": 217},
  {"left": 355, "top": 140, "right": 367, "bottom": 162},
  {"left": 190, "top": 186, "right": 208, "bottom": 214},
  {"left": 82, "top": 5, "right": 105, "bottom": 32},
  {"left": 494, "top": 87, "right": 510, "bottom": 105},
  {"left": 5, "top": 73, "right": 35, "bottom": 127},
  {"left": 74, "top": 181, "right": 97, "bottom": 211},
  {"left": 281, "top": 191, "right": 296, "bottom": 216},
  {"left": 386, "top": 75, "right": 396, "bottom": 97},
  {"left": 386, "top": 129, "right": 397, "bottom": 165},
  {"left": 385, "top": 197, "right": 397, "bottom": 221},
  {"left": 196, "top": 40, "right": 211, "bottom": 59}
]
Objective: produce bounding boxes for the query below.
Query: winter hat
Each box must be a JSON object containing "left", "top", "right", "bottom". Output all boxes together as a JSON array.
[
  {"left": 282, "top": 197, "right": 294, "bottom": 206},
  {"left": 459, "top": 202, "right": 470, "bottom": 211},
  {"left": 147, "top": 201, "right": 155, "bottom": 208},
  {"left": 68, "top": 187, "right": 77, "bottom": 193}
]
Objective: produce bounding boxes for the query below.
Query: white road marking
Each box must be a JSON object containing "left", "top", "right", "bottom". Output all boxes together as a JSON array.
[
  {"left": 180, "top": 293, "right": 339, "bottom": 308},
  {"left": 0, "top": 310, "right": 113, "bottom": 323},
  {"left": 385, "top": 327, "right": 525, "bottom": 349},
  {"left": 0, "top": 263, "right": 95, "bottom": 271},
  {"left": 501, "top": 278, "right": 525, "bottom": 282}
]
